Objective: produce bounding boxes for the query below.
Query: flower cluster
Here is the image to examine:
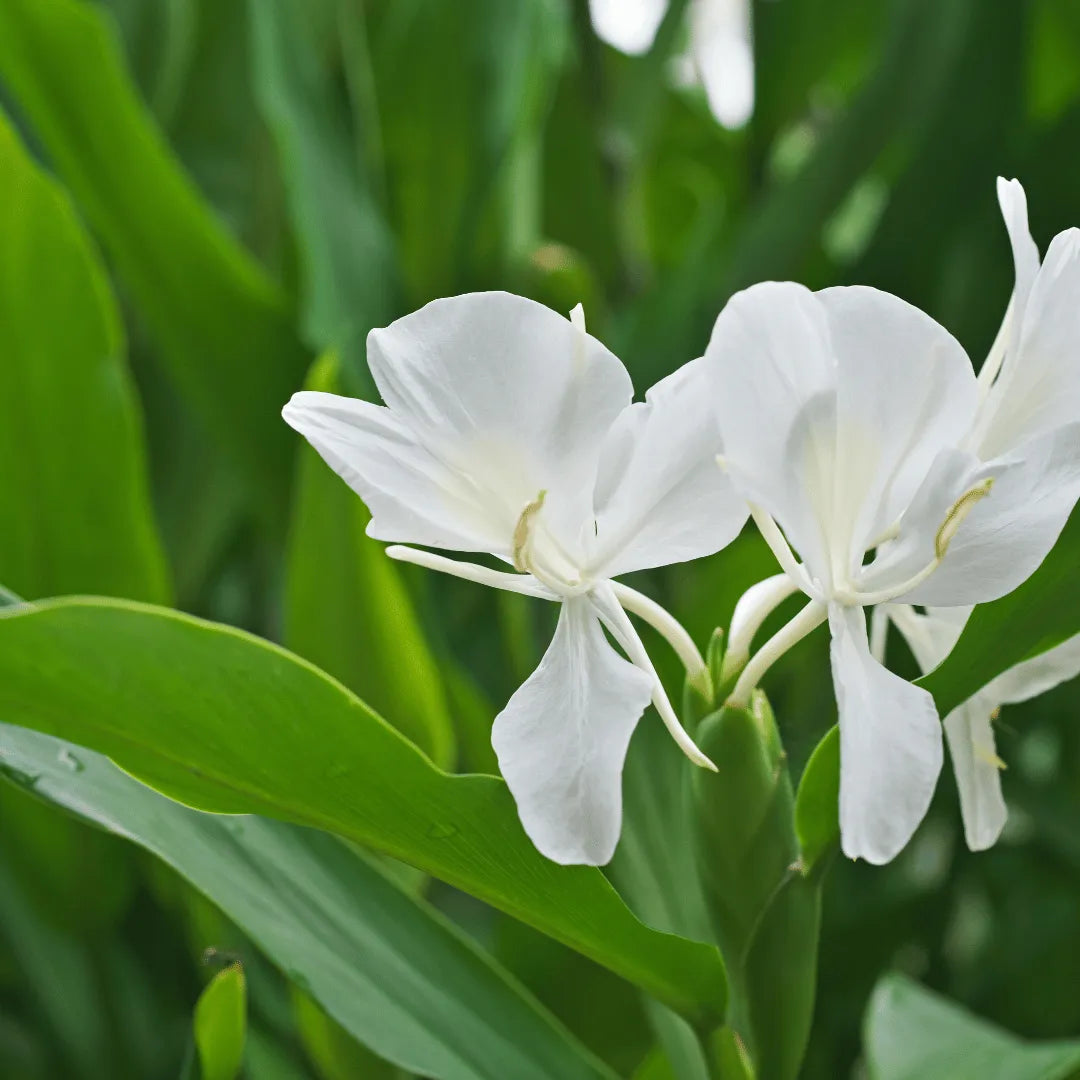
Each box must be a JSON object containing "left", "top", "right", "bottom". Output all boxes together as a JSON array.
[{"left": 284, "top": 179, "right": 1080, "bottom": 867}]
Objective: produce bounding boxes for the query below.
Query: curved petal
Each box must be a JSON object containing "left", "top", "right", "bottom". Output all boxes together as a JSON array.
[
  {"left": 283, "top": 391, "right": 505, "bottom": 551},
  {"left": 368, "top": 292, "right": 634, "bottom": 555},
  {"left": 491, "top": 597, "right": 653, "bottom": 866},
  {"left": 588, "top": 0, "right": 668, "bottom": 55},
  {"left": 705, "top": 281, "right": 838, "bottom": 585},
  {"left": 830, "top": 604, "right": 943, "bottom": 864},
  {"left": 997, "top": 177, "right": 1041, "bottom": 356},
  {"left": 589, "top": 358, "right": 747, "bottom": 577},
  {"left": 819, "top": 286, "right": 978, "bottom": 563},
  {"left": 901, "top": 422, "right": 1080, "bottom": 606},
  {"left": 708, "top": 282, "right": 976, "bottom": 596},
  {"left": 976, "top": 228, "right": 1080, "bottom": 459},
  {"left": 943, "top": 697, "right": 1007, "bottom": 852}
]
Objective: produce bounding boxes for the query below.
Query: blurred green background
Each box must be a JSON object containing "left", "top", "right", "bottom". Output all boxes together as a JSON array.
[{"left": 1, "top": 0, "right": 1079, "bottom": 1076}]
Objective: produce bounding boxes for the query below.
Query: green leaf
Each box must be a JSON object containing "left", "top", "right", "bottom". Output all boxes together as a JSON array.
[
  {"left": 919, "top": 509, "right": 1080, "bottom": 716},
  {"left": 283, "top": 353, "right": 455, "bottom": 767},
  {"left": 0, "top": 0, "right": 309, "bottom": 519},
  {"left": 793, "top": 726, "right": 840, "bottom": 874},
  {"left": 370, "top": 0, "right": 568, "bottom": 300},
  {"left": 0, "top": 109, "right": 169, "bottom": 604},
  {"left": 250, "top": 0, "right": 397, "bottom": 357},
  {"left": 0, "top": 721, "right": 618, "bottom": 1080},
  {"left": 0, "top": 855, "right": 111, "bottom": 1079},
  {"left": 194, "top": 963, "right": 247, "bottom": 1080},
  {"left": 292, "top": 991, "right": 397, "bottom": 1080},
  {"left": 0, "top": 598, "right": 727, "bottom": 1025},
  {"left": 740, "top": 870, "right": 822, "bottom": 1080},
  {"left": 864, "top": 974, "right": 1080, "bottom": 1080}
]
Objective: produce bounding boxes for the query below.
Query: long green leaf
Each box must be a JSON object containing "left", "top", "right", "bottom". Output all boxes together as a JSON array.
[
  {"left": 0, "top": 597, "right": 727, "bottom": 1025},
  {"left": 864, "top": 974, "right": 1080, "bottom": 1080},
  {"left": 0, "top": 109, "right": 169, "bottom": 604},
  {"left": 249, "top": 0, "right": 397, "bottom": 357},
  {"left": 283, "top": 353, "right": 455, "bottom": 767},
  {"left": 0, "top": 720, "right": 617, "bottom": 1080},
  {"left": 0, "top": 0, "right": 308, "bottom": 517}
]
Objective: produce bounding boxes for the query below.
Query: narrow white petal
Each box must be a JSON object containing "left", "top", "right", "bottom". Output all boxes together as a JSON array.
[
  {"left": 591, "top": 584, "right": 715, "bottom": 770},
  {"left": 944, "top": 697, "right": 1007, "bottom": 852},
  {"left": 491, "top": 598, "right": 653, "bottom": 865},
  {"left": 367, "top": 292, "right": 634, "bottom": 557},
  {"left": 384, "top": 546, "right": 558, "bottom": 600},
  {"left": 986, "top": 632, "right": 1080, "bottom": 706},
  {"left": 976, "top": 228, "right": 1080, "bottom": 459},
  {"left": 590, "top": 357, "right": 747, "bottom": 578},
  {"left": 997, "top": 177, "right": 1041, "bottom": 348},
  {"left": 588, "top": 0, "right": 669, "bottom": 55},
  {"left": 830, "top": 604, "right": 943, "bottom": 864},
  {"left": 283, "top": 391, "right": 501, "bottom": 551}
]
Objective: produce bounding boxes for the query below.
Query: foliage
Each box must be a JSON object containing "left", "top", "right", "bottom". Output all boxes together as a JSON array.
[{"left": 1, "top": 1, "right": 1079, "bottom": 1078}]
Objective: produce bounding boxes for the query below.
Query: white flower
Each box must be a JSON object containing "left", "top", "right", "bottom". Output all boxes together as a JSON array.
[
  {"left": 588, "top": 0, "right": 754, "bottom": 129},
  {"left": 703, "top": 186, "right": 1080, "bottom": 862},
  {"left": 283, "top": 292, "right": 747, "bottom": 865},
  {"left": 879, "top": 604, "right": 1080, "bottom": 853}
]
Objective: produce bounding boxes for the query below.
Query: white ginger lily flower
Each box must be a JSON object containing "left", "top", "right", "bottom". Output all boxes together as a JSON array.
[
  {"left": 283, "top": 291, "right": 747, "bottom": 866},
  {"left": 703, "top": 197, "right": 1080, "bottom": 862},
  {"left": 877, "top": 604, "right": 1080, "bottom": 853},
  {"left": 588, "top": 0, "right": 754, "bottom": 129}
]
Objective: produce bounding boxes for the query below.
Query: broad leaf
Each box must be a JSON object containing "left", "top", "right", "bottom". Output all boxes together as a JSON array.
[
  {"left": 0, "top": 110, "right": 168, "bottom": 604},
  {"left": 0, "top": 0, "right": 309, "bottom": 518},
  {"left": 283, "top": 354, "right": 455, "bottom": 767},
  {"left": 0, "top": 721, "right": 620, "bottom": 1080},
  {"left": 864, "top": 974, "right": 1080, "bottom": 1080},
  {"left": 0, "top": 598, "right": 727, "bottom": 1025}
]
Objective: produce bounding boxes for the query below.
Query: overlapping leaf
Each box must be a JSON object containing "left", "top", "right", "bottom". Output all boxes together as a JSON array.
[{"left": 0, "top": 597, "right": 728, "bottom": 1025}]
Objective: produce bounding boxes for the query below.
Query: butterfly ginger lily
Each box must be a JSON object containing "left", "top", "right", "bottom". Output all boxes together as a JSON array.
[{"left": 284, "top": 292, "right": 747, "bottom": 865}]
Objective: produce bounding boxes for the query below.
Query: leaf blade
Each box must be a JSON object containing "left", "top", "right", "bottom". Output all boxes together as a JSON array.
[{"left": 0, "top": 597, "right": 727, "bottom": 1025}]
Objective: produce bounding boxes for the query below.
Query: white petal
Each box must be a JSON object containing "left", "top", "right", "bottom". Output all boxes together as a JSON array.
[
  {"left": 986, "top": 631, "right": 1080, "bottom": 706},
  {"left": 819, "top": 286, "right": 978, "bottom": 562},
  {"left": 902, "top": 422, "right": 1080, "bottom": 606},
  {"left": 976, "top": 228, "right": 1080, "bottom": 459},
  {"left": 368, "top": 292, "right": 633, "bottom": 555},
  {"left": 588, "top": 0, "right": 668, "bottom": 55},
  {"left": 690, "top": 0, "right": 754, "bottom": 129},
  {"left": 887, "top": 604, "right": 971, "bottom": 674},
  {"left": 830, "top": 604, "right": 943, "bottom": 864},
  {"left": 589, "top": 358, "right": 747, "bottom": 577},
  {"left": 491, "top": 597, "right": 653, "bottom": 865},
  {"left": 707, "top": 283, "right": 976, "bottom": 594},
  {"left": 283, "top": 391, "right": 503, "bottom": 551},
  {"left": 943, "top": 697, "right": 1007, "bottom": 851},
  {"left": 705, "top": 281, "right": 838, "bottom": 585},
  {"left": 998, "top": 177, "right": 1041, "bottom": 344}
]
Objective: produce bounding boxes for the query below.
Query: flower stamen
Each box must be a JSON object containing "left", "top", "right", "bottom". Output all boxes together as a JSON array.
[{"left": 935, "top": 478, "right": 995, "bottom": 559}]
